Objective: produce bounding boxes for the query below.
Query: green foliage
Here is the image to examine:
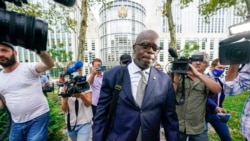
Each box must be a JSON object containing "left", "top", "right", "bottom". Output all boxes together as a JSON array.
[
  {"left": 177, "top": 40, "right": 199, "bottom": 58},
  {"left": 208, "top": 91, "right": 249, "bottom": 140},
  {"left": 6, "top": 1, "right": 77, "bottom": 32},
  {"left": 47, "top": 94, "right": 68, "bottom": 141},
  {"left": 48, "top": 43, "right": 73, "bottom": 75},
  {"left": 0, "top": 107, "right": 10, "bottom": 140}
]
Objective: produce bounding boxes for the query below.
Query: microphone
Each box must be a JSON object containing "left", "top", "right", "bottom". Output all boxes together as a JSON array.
[
  {"left": 64, "top": 61, "right": 83, "bottom": 75},
  {"left": 168, "top": 48, "right": 178, "bottom": 58},
  {"left": 53, "top": 0, "right": 76, "bottom": 7}
]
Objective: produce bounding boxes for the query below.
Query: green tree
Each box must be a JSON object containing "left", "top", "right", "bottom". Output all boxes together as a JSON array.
[
  {"left": 162, "top": 0, "right": 249, "bottom": 53},
  {"left": 162, "top": 0, "right": 177, "bottom": 52},
  {"left": 6, "top": 1, "right": 77, "bottom": 31},
  {"left": 77, "top": 0, "right": 112, "bottom": 61},
  {"left": 48, "top": 43, "right": 73, "bottom": 76},
  {"left": 178, "top": 41, "right": 199, "bottom": 58}
]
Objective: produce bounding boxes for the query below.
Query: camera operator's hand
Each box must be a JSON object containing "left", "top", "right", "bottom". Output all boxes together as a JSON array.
[
  {"left": 88, "top": 66, "right": 102, "bottom": 84},
  {"left": 60, "top": 86, "right": 69, "bottom": 112},
  {"left": 188, "top": 64, "right": 221, "bottom": 94},
  {"left": 188, "top": 64, "right": 201, "bottom": 76},
  {"left": 215, "top": 107, "right": 228, "bottom": 113}
]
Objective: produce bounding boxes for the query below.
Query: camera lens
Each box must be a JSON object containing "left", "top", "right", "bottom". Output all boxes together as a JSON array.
[{"left": 0, "top": 9, "right": 48, "bottom": 53}]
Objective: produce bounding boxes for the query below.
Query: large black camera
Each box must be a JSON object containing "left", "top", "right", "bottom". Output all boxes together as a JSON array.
[
  {"left": 168, "top": 48, "right": 204, "bottom": 74},
  {"left": 59, "top": 75, "right": 90, "bottom": 98},
  {"left": 0, "top": 0, "right": 75, "bottom": 53}
]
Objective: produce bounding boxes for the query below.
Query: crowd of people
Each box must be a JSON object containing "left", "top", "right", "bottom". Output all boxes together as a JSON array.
[{"left": 0, "top": 29, "right": 249, "bottom": 141}]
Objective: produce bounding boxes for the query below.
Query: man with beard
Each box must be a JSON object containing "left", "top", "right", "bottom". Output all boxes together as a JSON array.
[
  {"left": 92, "top": 29, "right": 179, "bottom": 141},
  {"left": 0, "top": 42, "right": 54, "bottom": 141}
]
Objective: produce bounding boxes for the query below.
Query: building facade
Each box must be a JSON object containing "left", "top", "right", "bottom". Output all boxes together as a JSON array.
[{"left": 99, "top": 0, "right": 146, "bottom": 68}]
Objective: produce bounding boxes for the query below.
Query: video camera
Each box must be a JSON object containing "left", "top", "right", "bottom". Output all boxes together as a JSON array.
[
  {"left": 168, "top": 48, "right": 204, "bottom": 74},
  {"left": 59, "top": 75, "right": 90, "bottom": 98},
  {"left": 0, "top": 0, "right": 75, "bottom": 54},
  {"left": 59, "top": 61, "right": 90, "bottom": 98},
  {"left": 219, "top": 34, "right": 250, "bottom": 65}
]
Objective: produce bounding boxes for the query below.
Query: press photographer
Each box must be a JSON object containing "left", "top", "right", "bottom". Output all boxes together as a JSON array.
[
  {"left": 60, "top": 61, "right": 93, "bottom": 141},
  {"left": 171, "top": 51, "right": 221, "bottom": 141}
]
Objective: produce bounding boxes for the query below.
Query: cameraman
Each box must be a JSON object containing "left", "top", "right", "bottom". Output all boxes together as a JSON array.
[
  {"left": 225, "top": 63, "right": 250, "bottom": 140},
  {"left": 60, "top": 62, "right": 93, "bottom": 141},
  {"left": 173, "top": 51, "right": 221, "bottom": 141},
  {"left": 0, "top": 42, "right": 54, "bottom": 141}
]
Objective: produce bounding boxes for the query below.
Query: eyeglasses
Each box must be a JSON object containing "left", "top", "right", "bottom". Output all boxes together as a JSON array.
[{"left": 135, "top": 42, "right": 160, "bottom": 52}]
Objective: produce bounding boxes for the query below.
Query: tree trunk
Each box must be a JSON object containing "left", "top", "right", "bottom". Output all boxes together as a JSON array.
[
  {"left": 77, "top": 0, "right": 88, "bottom": 61},
  {"left": 245, "top": 0, "right": 250, "bottom": 20},
  {"left": 164, "top": 0, "right": 177, "bottom": 50}
]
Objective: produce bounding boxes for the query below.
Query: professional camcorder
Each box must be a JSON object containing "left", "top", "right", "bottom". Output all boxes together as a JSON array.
[
  {"left": 59, "top": 61, "right": 90, "bottom": 98},
  {"left": 59, "top": 75, "right": 90, "bottom": 98},
  {"left": 168, "top": 48, "right": 204, "bottom": 74},
  {"left": 0, "top": 0, "right": 75, "bottom": 54},
  {"left": 219, "top": 19, "right": 250, "bottom": 65}
]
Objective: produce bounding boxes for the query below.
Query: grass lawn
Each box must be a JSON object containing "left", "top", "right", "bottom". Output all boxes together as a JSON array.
[{"left": 208, "top": 91, "right": 249, "bottom": 141}]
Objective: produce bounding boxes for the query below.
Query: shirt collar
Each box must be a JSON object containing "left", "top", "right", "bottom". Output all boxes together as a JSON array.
[{"left": 130, "top": 59, "right": 150, "bottom": 74}]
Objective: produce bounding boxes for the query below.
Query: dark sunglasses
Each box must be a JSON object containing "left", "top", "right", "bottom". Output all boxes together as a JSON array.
[{"left": 135, "top": 42, "right": 160, "bottom": 52}]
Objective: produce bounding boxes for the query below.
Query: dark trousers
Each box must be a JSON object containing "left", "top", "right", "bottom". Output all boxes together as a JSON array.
[
  {"left": 180, "top": 130, "right": 208, "bottom": 141},
  {"left": 92, "top": 105, "right": 97, "bottom": 117},
  {"left": 206, "top": 113, "right": 232, "bottom": 141}
]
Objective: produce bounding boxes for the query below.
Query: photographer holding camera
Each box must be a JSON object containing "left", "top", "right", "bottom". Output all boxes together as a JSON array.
[
  {"left": 0, "top": 42, "right": 54, "bottom": 141},
  {"left": 60, "top": 61, "right": 93, "bottom": 141},
  {"left": 173, "top": 51, "right": 221, "bottom": 141},
  {"left": 225, "top": 63, "right": 250, "bottom": 140},
  {"left": 87, "top": 58, "right": 104, "bottom": 117}
]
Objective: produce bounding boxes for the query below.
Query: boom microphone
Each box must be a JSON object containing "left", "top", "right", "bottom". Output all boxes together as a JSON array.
[
  {"left": 168, "top": 48, "right": 178, "bottom": 58},
  {"left": 64, "top": 61, "right": 83, "bottom": 75},
  {"left": 53, "top": 0, "right": 76, "bottom": 7}
]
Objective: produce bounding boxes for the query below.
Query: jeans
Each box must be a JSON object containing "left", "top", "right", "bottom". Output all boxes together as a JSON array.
[
  {"left": 206, "top": 113, "right": 232, "bottom": 141},
  {"left": 179, "top": 130, "right": 208, "bottom": 141},
  {"left": 68, "top": 122, "right": 92, "bottom": 141},
  {"left": 9, "top": 112, "right": 49, "bottom": 141}
]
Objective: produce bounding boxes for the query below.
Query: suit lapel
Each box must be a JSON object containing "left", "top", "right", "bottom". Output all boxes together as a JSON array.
[
  {"left": 142, "top": 67, "right": 157, "bottom": 108},
  {"left": 120, "top": 68, "right": 139, "bottom": 109}
]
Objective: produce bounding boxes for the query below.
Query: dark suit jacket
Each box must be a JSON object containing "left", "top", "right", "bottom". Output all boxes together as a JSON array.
[{"left": 92, "top": 65, "right": 179, "bottom": 141}]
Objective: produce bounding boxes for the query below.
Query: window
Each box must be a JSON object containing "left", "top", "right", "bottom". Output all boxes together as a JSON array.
[
  {"left": 85, "top": 42, "right": 88, "bottom": 50},
  {"left": 202, "top": 42, "right": 206, "bottom": 50},
  {"left": 91, "top": 40, "right": 95, "bottom": 50},
  {"left": 210, "top": 40, "right": 214, "bottom": 50},
  {"left": 159, "top": 40, "right": 164, "bottom": 50},
  {"left": 160, "top": 53, "right": 164, "bottom": 62}
]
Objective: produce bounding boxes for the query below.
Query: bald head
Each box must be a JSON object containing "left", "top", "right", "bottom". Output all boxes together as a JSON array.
[{"left": 135, "top": 30, "right": 159, "bottom": 44}]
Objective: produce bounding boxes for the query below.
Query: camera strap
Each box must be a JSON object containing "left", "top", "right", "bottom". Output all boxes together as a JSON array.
[
  {"left": 67, "top": 98, "right": 79, "bottom": 132},
  {"left": 176, "top": 74, "right": 186, "bottom": 105},
  {"left": 103, "top": 66, "right": 125, "bottom": 138}
]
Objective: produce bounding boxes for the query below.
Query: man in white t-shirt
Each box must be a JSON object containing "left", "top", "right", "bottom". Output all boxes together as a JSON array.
[{"left": 0, "top": 42, "right": 54, "bottom": 141}]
